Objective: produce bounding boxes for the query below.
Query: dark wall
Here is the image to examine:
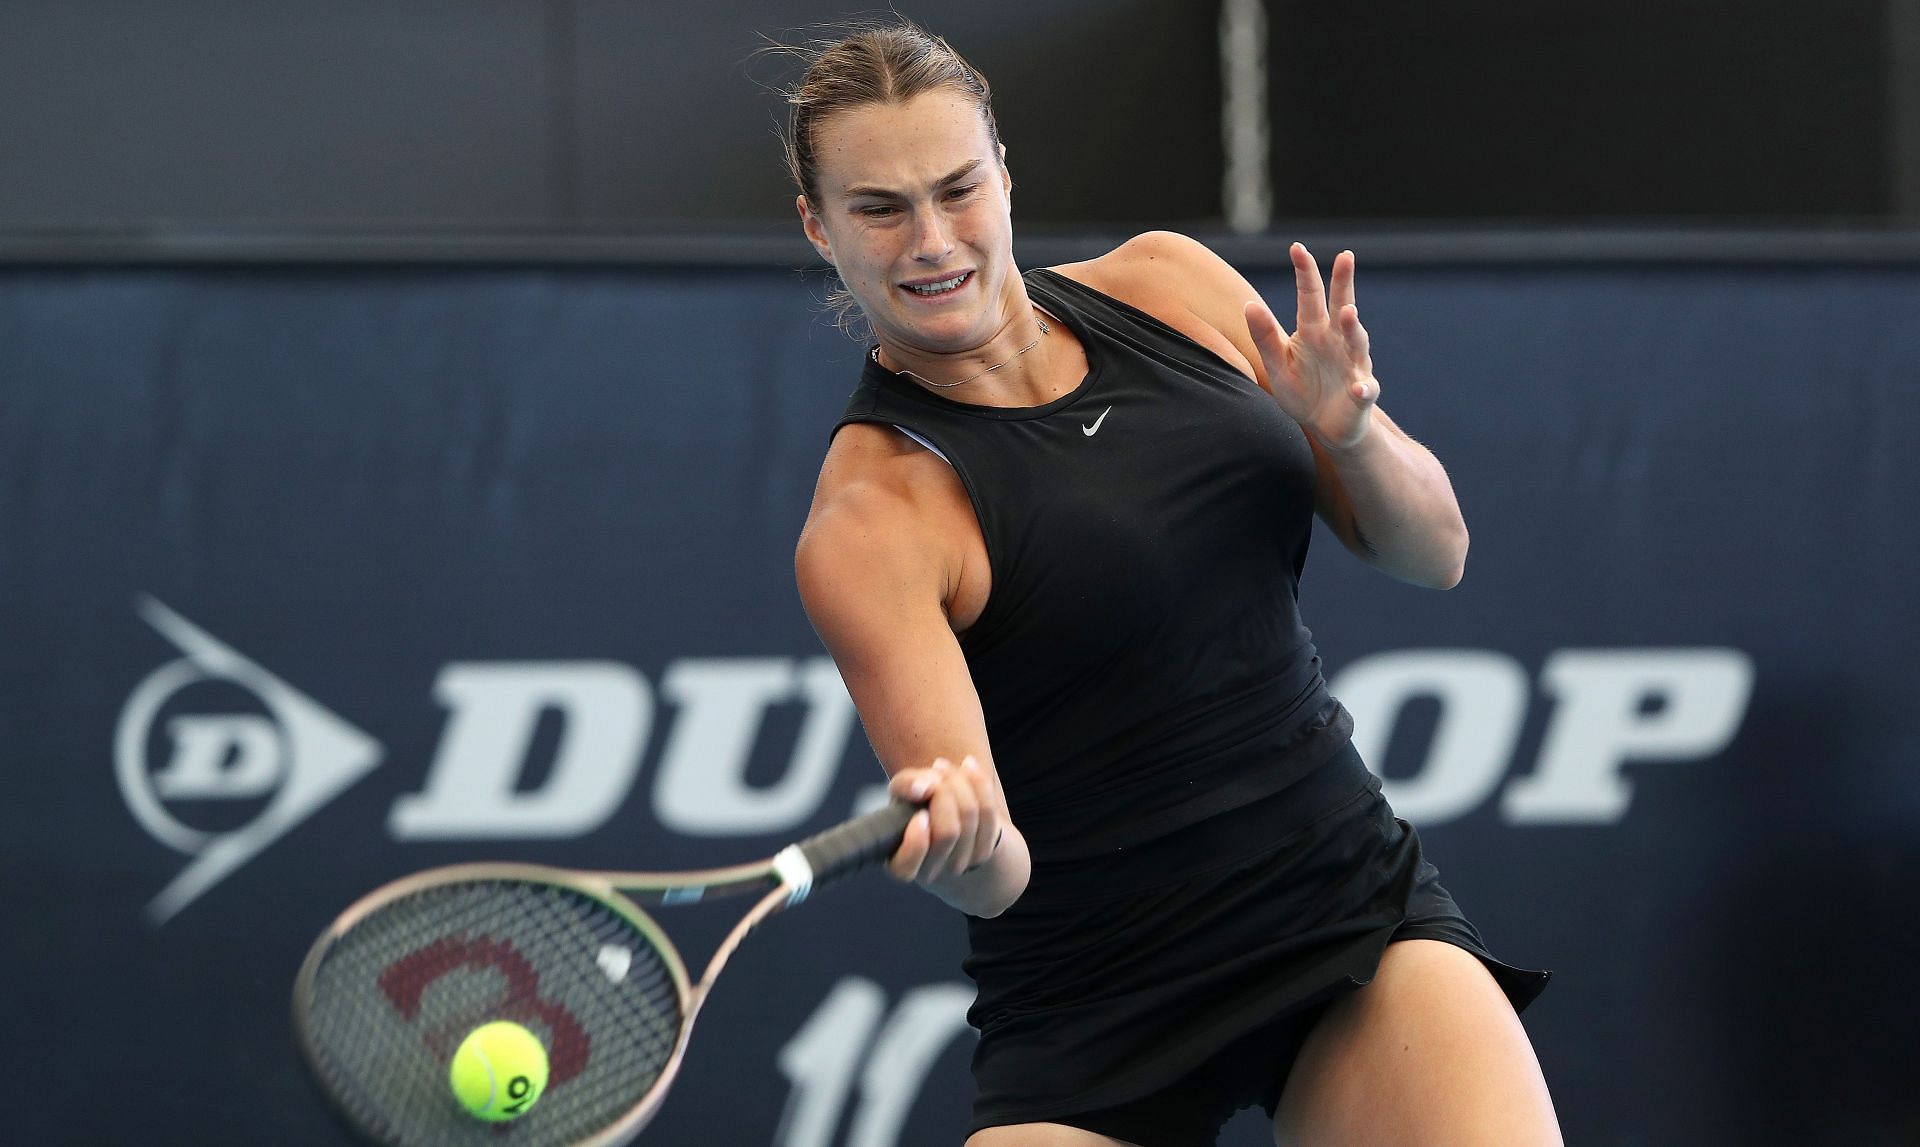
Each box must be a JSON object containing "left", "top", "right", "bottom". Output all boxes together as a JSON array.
[
  {"left": 1, "top": 2, "right": 1908, "bottom": 233},
  {"left": 1266, "top": 0, "right": 1891, "bottom": 219},
  {"left": 0, "top": 0, "right": 1222, "bottom": 230}
]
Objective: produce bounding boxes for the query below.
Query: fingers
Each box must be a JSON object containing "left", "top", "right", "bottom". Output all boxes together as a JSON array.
[
  {"left": 1244, "top": 297, "right": 1289, "bottom": 364},
  {"left": 1327, "top": 249, "right": 1356, "bottom": 314},
  {"left": 884, "top": 766, "right": 934, "bottom": 880},
  {"left": 959, "top": 756, "right": 1002, "bottom": 869},
  {"left": 916, "top": 759, "right": 972, "bottom": 880},
  {"left": 1340, "top": 302, "right": 1375, "bottom": 384},
  {"left": 1292, "top": 241, "right": 1327, "bottom": 331},
  {"left": 1293, "top": 244, "right": 1363, "bottom": 330},
  {"left": 884, "top": 756, "right": 1003, "bottom": 886},
  {"left": 886, "top": 806, "right": 931, "bottom": 881}
]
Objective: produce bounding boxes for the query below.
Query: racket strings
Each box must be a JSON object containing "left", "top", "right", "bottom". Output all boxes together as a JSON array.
[{"left": 303, "top": 880, "right": 684, "bottom": 1147}]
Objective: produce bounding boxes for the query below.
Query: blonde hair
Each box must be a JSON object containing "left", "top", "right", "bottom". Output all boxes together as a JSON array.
[
  {"left": 778, "top": 20, "right": 1002, "bottom": 206},
  {"left": 768, "top": 20, "right": 1004, "bottom": 336}
]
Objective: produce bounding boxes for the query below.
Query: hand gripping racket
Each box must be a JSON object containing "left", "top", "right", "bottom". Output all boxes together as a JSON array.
[{"left": 292, "top": 801, "right": 916, "bottom": 1147}]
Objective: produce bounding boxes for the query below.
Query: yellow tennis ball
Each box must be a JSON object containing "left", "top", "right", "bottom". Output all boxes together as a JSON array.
[{"left": 449, "top": 1020, "right": 549, "bottom": 1122}]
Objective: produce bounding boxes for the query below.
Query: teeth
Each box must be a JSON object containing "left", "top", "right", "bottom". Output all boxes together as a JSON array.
[{"left": 907, "top": 272, "right": 968, "bottom": 295}]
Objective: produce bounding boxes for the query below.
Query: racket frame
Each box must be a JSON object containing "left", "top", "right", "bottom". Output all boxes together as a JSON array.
[
  {"left": 293, "top": 801, "right": 913, "bottom": 1146},
  {"left": 292, "top": 860, "right": 807, "bottom": 1147}
]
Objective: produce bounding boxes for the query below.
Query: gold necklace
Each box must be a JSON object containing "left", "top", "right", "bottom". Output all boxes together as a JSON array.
[{"left": 872, "top": 309, "right": 1052, "bottom": 389}]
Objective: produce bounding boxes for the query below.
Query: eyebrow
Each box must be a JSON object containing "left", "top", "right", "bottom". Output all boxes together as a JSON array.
[{"left": 843, "top": 159, "right": 984, "bottom": 201}]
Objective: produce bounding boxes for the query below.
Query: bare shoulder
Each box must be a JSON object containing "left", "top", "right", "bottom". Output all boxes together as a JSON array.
[
  {"left": 799, "top": 424, "right": 944, "bottom": 576},
  {"left": 807, "top": 419, "right": 978, "bottom": 522},
  {"left": 796, "top": 424, "right": 967, "bottom": 639},
  {"left": 1060, "top": 230, "right": 1232, "bottom": 285},
  {"left": 1051, "top": 231, "right": 1264, "bottom": 385}
]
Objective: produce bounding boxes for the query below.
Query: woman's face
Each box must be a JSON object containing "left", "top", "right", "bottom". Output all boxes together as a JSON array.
[{"left": 798, "top": 89, "right": 1016, "bottom": 357}]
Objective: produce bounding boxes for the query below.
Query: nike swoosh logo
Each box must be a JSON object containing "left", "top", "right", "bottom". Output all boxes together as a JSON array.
[{"left": 1082, "top": 407, "right": 1112, "bottom": 436}]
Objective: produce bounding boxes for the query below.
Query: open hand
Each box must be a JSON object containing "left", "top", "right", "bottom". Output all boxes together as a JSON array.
[{"left": 1244, "top": 243, "right": 1379, "bottom": 451}]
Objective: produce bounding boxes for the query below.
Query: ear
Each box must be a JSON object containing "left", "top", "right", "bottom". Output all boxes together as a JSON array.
[
  {"left": 999, "top": 144, "right": 1012, "bottom": 195},
  {"left": 797, "top": 195, "right": 834, "bottom": 263}
]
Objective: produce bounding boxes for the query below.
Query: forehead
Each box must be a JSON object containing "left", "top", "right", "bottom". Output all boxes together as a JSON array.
[{"left": 810, "top": 89, "right": 995, "bottom": 198}]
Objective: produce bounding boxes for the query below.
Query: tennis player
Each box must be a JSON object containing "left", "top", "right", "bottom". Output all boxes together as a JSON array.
[{"left": 785, "top": 21, "right": 1560, "bottom": 1146}]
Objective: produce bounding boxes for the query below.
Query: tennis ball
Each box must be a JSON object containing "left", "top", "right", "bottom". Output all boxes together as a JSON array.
[{"left": 449, "top": 1020, "right": 549, "bottom": 1122}]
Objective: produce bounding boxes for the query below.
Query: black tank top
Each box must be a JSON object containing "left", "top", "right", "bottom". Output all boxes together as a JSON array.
[{"left": 833, "top": 268, "right": 1343, "bottom": 868}]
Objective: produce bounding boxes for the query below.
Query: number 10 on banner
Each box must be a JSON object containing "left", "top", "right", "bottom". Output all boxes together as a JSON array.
[{"left": 775, "top": 978, "right": 975, "bottom": 1147}]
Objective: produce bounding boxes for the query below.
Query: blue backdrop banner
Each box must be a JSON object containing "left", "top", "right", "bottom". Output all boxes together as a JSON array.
[{"left": 2, "top": 260, "right": 1916, "bottom": 1145}]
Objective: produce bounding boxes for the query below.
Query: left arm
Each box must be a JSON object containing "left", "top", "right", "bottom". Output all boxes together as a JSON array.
[
  {"left": 1287, "top": 400, "right": 1468, "bottom": 589},
  {"left": 1085, "top": 232, "right": 1467, "bottom": 589}
]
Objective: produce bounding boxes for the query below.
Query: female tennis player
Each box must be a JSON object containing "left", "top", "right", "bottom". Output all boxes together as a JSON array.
[{"left": 783, "top": 21, "right": 1560, "bottom": 1146}]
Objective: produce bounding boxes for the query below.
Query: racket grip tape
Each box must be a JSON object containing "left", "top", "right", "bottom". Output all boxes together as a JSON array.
[{"left": 796, "top": 800, "right": 918, "bottom": 888}]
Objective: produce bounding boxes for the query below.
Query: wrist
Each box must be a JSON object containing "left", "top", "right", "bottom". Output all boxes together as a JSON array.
[{"left": 1309, "top": 408, "right": 1381, "bottom": 461}]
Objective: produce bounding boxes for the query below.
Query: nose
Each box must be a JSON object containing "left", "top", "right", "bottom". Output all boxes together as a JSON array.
[{"left": 909, "top": 207, "right": 953, "bottom": 263}]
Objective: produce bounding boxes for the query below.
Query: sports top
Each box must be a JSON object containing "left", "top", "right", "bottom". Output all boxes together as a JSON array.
[{"left": 833, "top": 268, "right": 1346, "bottom": 876}]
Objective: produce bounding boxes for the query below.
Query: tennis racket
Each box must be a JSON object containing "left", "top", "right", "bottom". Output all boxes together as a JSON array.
[{"left": 292, "top": 800, "right": 917, "bottom": 1147}]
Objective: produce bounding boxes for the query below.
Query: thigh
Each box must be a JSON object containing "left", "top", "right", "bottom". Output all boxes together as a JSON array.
[
  {"left": 966, "top": 1124, "right": 1138, "bottom": 1147},
  {"left": 1272, "top": 939, "right": 1561, "bottom": 1147}
]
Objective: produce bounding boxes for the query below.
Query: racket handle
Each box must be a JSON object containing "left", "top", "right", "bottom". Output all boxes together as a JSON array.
[{"left": 796, "top": 800, "right": 917, "bottom": 887}]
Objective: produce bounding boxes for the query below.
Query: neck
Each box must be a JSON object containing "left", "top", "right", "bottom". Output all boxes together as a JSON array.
[{"left": 875, "top": 304, "right": 1056, "bottom": 398}]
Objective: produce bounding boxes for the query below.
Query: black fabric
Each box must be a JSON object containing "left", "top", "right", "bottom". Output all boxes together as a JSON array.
[
  {"left": 833, "top": 269, "right": 1549, "bottom": 1145},
  {"left": 1062, "top": 1000, "right": 1336, "bottom": 1147},
  {"left": 835, "top": 268, "right": 1330, "bottom": 866},
  {"left": 962, "top": 739, "right": 1550, "bottom": 1144}
]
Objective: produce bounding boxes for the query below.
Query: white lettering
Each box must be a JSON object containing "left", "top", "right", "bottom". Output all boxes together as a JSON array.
[
  {"left": 653, "top": 658, "right": 858, "bottom": 836},
  {"left": 776, "top": 977, "right": 973, "bottom": 1147},
  {"left": 388, "top": 662, "right": 650, "bottom": 838},
  {"left": 1332, "top": 650, "right": 1529, "bottom": 823},
  {"left": 846, "top": 983, "right": 974, "bottom": 1147},
  {"left": 153, "top": 715, "right": 284, "bottom": 798},
  {"left": 1503, "top": 648, "right": 1755, "bottom": 822},
  {"left": 774, "top": 977, "right": 888, "bottom": 1147}
]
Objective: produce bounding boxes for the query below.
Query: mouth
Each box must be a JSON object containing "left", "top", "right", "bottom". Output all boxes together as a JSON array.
[{"left": 899, "top": 270, "right": 974, "bottom": 299}]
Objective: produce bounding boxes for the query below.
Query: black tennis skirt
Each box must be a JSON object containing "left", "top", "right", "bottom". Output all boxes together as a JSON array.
[{"left": 962, "top": 723, "right": 1551, "bottom": 1135}]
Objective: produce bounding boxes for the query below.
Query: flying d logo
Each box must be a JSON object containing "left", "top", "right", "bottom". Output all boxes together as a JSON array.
[{"left": 116, "top": 597, "right": 384, "bottom": 924}]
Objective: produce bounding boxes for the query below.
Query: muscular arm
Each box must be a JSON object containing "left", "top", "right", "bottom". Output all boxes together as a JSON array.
[
  {"left": 1073, "top": 231, "right": 1469, "bottom": 589},
  {"left": 794, "top": 431, "right": 1030, "bottom": 917},
  {"left": 1282, "top": 399, "right": 1468, "bottom": 588}
]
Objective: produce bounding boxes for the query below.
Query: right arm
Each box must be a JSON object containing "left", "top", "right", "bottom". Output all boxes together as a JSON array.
[{"left": 794, "top": 436, "right": 1029, "bottom": 918}]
